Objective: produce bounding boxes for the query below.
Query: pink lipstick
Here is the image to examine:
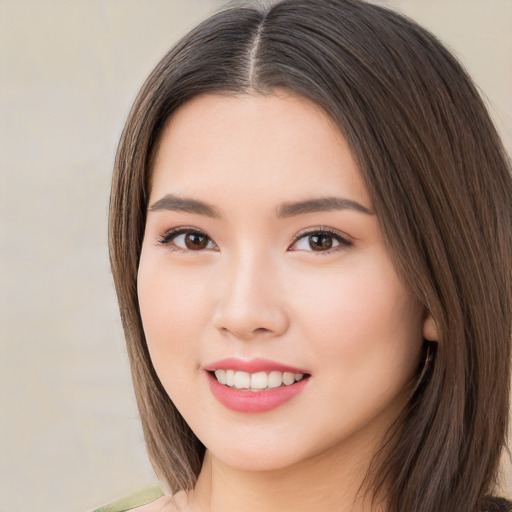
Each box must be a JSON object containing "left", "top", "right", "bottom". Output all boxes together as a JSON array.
[{"left": 204, "top": 358, "right": 310, "bottom": 413}]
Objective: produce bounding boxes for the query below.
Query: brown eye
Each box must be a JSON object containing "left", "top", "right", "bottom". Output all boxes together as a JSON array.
[
  {"left": 289, "top": 229, "right": 352, "bottom": 253},
  {"left": 308, "top": 233, "right": 333, "bottom": 251},
  {"left": 158, "top": 229, "right": 217, "bottom": 251},
  {"left": 184, "top": 232, "right": 210, "bottom": 250}
]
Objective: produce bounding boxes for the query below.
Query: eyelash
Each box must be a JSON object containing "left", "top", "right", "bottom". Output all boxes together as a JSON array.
[
  {"left": 157, "top": 227, "right": 218, "bottom": 252},
  {"left": 157, "top": 226, "right": 352, "bottom": 253},
  {"left": 289, "top": 227, "right": 352, "bottom": 253}
]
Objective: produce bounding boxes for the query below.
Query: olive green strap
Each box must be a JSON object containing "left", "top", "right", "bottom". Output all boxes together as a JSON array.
[{"left": 92, "top": 485, "right": 164, "bottom": 512}]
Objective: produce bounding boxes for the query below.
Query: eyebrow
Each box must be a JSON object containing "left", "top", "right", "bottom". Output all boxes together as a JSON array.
[
  {"left": 148, "top": 194, "right": 373, "bottom": 218},
  {"left": 149, "top": 194, "right": 220, "bottom": 218},
  {"left": 277, "top": 197, "right": 373, "bottom": 217}
]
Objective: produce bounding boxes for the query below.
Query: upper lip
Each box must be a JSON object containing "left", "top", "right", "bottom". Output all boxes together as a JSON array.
[{"left": 203, "top": 357, "right": 309, "bottom": 374}]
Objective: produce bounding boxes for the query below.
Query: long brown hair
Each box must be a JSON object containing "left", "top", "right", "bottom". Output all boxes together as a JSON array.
[{"left": 108, "top": 1, "right": 512, "bottom": 511}]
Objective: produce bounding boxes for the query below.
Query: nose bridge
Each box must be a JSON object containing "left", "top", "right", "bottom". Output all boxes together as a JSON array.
[{"left": 213, "top": 245, "right": 288, "bottom": 339}]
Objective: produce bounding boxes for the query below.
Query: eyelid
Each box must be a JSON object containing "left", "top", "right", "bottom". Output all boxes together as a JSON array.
[
  {"left": 288, "top": 226, "right": 352, "bottom": 252},
  {"left": 157, "top": 226, "right": 218, "bottom": 251},
  {"left": 155, "top": 225, "right": 352, "bottom": 253}
]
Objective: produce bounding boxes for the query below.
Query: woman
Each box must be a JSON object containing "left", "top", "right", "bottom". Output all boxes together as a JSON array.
[{"left": 97, "top": 0, "right": 512, "bottom": 511}]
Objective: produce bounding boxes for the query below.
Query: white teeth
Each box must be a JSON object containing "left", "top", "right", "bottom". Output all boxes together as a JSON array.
[
  {"left": 225, "top": 369, "right": 235, "bottom": 386},
  {"left": 268, "top": 371, "right": 283, "bottom": 388},
  {"left": 213, "top": 369, "right": 306, "bottom": 390},
  {"left": 251, "top": 371, "right": 268, "bottom": 390},
  {"left": 282, "top": 372, "right": 295, "bottom": 385},
  {"left": 234, "top": 371, "right": 251, "bottom": 389},
  {"left": 215, "top": 369, "right": 226, "bottom": 384}
]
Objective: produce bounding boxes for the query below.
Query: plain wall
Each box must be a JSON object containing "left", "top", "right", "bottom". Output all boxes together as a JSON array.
[{"left": 0, "top": 1, "right": 510, "bottom": 512}]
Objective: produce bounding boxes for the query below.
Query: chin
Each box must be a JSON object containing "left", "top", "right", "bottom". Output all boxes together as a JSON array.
[{"left": 209, "top": 444, "right": 309, "bottom": 473}]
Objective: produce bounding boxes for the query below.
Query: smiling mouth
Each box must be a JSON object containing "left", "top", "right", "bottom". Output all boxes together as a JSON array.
[{"left": 211, "top": 370, "right": 308, "bottom": 391}]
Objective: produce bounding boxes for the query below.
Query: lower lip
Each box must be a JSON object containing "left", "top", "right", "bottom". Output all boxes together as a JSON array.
[{"left": 206, "top": 372, "right": 309, "bottom": 413}]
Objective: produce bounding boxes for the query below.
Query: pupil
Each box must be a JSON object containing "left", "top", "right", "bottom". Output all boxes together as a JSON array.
[
  {"left": 310, "top": 233, "right": 332, "bottom": 251},
  {"left": 185, "top": 233, "right": 208, "bottom": 250}
]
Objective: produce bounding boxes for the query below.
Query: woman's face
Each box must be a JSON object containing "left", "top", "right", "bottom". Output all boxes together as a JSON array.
[{"left": 138, "top": 92, "right": 427, "bottom": 472}]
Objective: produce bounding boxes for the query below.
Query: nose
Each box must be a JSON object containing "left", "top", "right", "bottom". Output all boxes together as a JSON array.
[{"left": 212, "top": 253, "right": 290, "bottom": 341}]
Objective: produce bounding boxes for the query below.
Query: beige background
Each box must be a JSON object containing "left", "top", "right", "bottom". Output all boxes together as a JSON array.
[{"left": 0, "top": 1, "right": 510, "bottom": 512}]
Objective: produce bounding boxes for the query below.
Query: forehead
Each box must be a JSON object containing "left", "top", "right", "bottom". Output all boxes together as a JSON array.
[{"left": 150, "top": 92, "right": 371, "bottom": 211}]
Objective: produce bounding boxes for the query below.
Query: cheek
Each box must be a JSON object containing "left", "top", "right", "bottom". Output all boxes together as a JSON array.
[
  {"left": 136, "top": 247, "right": 212, "bottom": 371},
  {"left": 291, "top": 253, "right": 424, "bottom": 386},
  {"left": 287, "top": 262, "right": 423, "bottom": 445}
]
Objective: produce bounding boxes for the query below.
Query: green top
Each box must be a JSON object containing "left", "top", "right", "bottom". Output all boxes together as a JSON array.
[{"left": 92, "top": 485, "right": 164, "bottom": 512}]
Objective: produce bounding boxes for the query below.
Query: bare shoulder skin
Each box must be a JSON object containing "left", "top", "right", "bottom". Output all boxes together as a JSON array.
[{"left": 132, "top": 495, "right": 178, "bottom": 512}]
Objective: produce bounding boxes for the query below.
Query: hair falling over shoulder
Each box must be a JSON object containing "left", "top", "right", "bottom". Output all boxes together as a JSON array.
[{"left": 108, "top": 1, "right": 512, "bottom": 511}]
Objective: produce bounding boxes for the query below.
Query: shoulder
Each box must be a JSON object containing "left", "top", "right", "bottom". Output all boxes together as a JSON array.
[{"left": 91, "top": 485, "right": 175, "bottom": 512}]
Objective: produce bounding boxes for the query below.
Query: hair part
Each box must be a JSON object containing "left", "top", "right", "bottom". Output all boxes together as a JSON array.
[{"left": 109, "top": 1, "right": 512, "bottom": 510}]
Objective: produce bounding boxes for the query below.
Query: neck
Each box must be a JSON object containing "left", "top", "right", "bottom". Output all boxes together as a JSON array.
[{"left": 179, "top": 437, "right": 387, "bottom": 512}]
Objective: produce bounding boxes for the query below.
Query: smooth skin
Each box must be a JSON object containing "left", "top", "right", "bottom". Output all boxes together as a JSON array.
[{"left": 137, "top": 91, "right": 437, "bottom": 512}]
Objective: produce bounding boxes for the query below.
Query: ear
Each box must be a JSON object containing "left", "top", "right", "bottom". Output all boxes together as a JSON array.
[{"left": 422, "top": 313, "right": 438, "bottom": 341}]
